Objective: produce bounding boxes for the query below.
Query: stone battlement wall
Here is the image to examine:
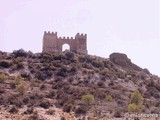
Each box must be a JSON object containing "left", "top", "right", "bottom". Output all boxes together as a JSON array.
[
  {"left": 44, "top": 31, "right": 57, "bottom": 35},
  {"left": 43, "top": 31, "right": 88, "bottom": 54},
  {"left": 58, "top": 37, "right": 75, "bottom": 40}
]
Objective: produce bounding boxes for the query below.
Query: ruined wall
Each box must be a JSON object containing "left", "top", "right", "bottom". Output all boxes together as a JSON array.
[
  {"left": 43, "top": 31, "right": 88, "bottom": 54},
  {"left": 43, "top": 32, "right": 58, "bottom": 52},
  {"left": 75, "top": 33, "right": 87, "bottom": 54}
]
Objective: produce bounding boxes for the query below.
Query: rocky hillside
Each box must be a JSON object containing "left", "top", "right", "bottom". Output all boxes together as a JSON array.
[{"left": 0, "top": 49, "right": 160, "bottom": 120}]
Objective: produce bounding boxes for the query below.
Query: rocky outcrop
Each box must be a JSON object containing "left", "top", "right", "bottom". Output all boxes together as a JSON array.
[
  {"left": 109, "top": 53, "right": 142, "bottom": 71},
  {"left": 0, "top": 51, "right": 3, "bottom": 58}
]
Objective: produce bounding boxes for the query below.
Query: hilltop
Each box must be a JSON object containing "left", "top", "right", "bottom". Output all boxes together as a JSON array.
[{"left": 0, "top": 49, "right": 160, "bottom": 120}]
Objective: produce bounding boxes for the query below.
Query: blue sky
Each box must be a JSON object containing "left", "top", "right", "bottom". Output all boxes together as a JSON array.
[{"left": 0, "top": 0, "right": 159, "bottom": 76}]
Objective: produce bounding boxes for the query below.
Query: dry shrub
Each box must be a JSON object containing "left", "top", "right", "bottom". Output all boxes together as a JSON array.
[
  {"left": 91, "top": 60, "right": 104, "bottom": 68},
  {"left": 0, "top": 60, "right": 12, "bottom": 68},
  {"left": 24, "top": 107, "right": 34, "bottom": 114},
  {"left": 46, "top": 90, "right": 56, "bottom": 98},
  {"left": 0, "top": 72, "right": 8, "bottom": 83},
  {"left": 63, "top": 103, "right": 74, "bottom": 113},
  {"left": 29, "top": 111, "right": 39, "bottom": 120},
  {"left": 21, "top": 71, "right": 31, "bottom": 79},
  {"left": 13, "top": 49, "right": 27, "bottom": 58},
  {"left": 65, "top": 51, "right": 75, "bottom": 61},
  {"left": 105, "top": 95, "right": 113, "bottom": 102},
  {"left": 114, "top": 110, "right": 121, "bottom": 118},
  {"left": 15, "top": 75, "right": 24, "bottom": 85},
  {"left": 82, "top": 93, "right": 94, "bottom": 105},
  {"left": 16, "top": 83, "right": 25, "bottom": 95},
  {"left": 46, "top": 109, "right": 55, "bottom": 115},
  {"left": 39, "top": 99, "right": 51, "bottom": 109},
  {"left": 68, "top": 76, "right": 74, "bottom": 83},
  {"left": 75, "top": 106, "right": 87, "bottom": 115},
  {"left": 97, "top": 81, "right": 105, "bottom": 88},
  {"left": 8, "top": 105, "right": 18, "bottom": 113},
  {"left": 35, "top": 71, "right": 46, "bottom": 80}
]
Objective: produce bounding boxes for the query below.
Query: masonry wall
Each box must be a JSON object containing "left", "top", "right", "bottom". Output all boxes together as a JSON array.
[
  {"left": 75, "top": 33, "right": 87, "bottom": 54},
  {"left": 43, "top": 31, "right": 88, "bottom": 54},
  {"left": 43, "top": 32, "right": 58, "bottom": 52}
]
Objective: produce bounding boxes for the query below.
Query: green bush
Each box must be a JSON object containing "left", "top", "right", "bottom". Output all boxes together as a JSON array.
[
  {"left": 0, "top": 73, "right": 8, "bottom": 83},
  {"left": 15, "top": 75, "right": 24, "bottom": 85},
  {"left": 128, "top": 90, "right": 143, "bottom": 112},
  {"left": 16, "top": 83, "right": 25, "bottom": 95},
  {"left": 128, "top": 103, "right": 140, "bottom": 112},
  {"left": 82, "top": 93, "right": 94, "bottom": 105},
  {"left": 105, "top": 95, "right": 113, "bottom": 102},
  {"left": 131, "top": 90, "right": 143, "bottom": 106}
]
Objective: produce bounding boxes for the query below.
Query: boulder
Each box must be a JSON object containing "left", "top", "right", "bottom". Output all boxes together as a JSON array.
[
  {"left": 0, "top": 51, "right": 3, "bottom": 58},
  {"left": 109, "top": 53, "right": 142, "bottom": 71}
]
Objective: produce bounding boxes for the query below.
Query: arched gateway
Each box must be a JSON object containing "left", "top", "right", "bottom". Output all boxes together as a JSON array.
[{"left": 42, "top": 31, "right": 88, "bottom": 54}]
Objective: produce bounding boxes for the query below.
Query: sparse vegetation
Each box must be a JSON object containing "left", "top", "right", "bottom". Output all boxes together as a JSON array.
[
  {"left": 128, "top": 103, "right": 140, "bottom": 112},
  {"left": 39, "top": 99, "right": 51, "bottom": 109},
  {"left": 8, "top": 105, "right": 18, "bottom": 113},
  {"left": 15, "top": 75, "right": 24, "bottom": 85},
  {"left": 105, "top": 95, "right": 113, "bottom": 102},
  {"left": 13, "top": 49, "right": 27, "bottom": 58},
  {"left": 0, "top": 51, "right": 159, "bottom": 119},
  {"left": 0, "top": 72, "right": 8, "bottom": 83},
  {"left": 130, "top": 90, "right": 143, "bottom": 106},
  {"left": 75, "top": 106, "right": 87, "bottom": 115},
  {"left": 82, "top": 93, "right": 94, "bottom": 105},
  {"left": 128, "top": 90, "right": 143, "bottom": 112},
  {"left": 63, "top": 103, "right": 73, "bottom": 113},
  {"left": 0, "top": 60, "right": 12, "bottom": 68},
  {"left": 46, "top": 109, "right": 55, "bottom": 115},
  {"left": 16, "top": 82, "right": 25, "bottom": 95}
]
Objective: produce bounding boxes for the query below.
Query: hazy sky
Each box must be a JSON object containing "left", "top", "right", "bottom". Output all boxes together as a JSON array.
[{"left": 0, "top": 0, "right": 159, "bottom": 76}]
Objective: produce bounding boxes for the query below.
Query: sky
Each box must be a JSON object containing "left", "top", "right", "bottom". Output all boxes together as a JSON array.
[{"left": 0, "top": 0, "right": 159, "bottom": 76}]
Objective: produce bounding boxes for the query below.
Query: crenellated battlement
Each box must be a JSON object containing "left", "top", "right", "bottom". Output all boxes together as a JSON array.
[
  {"left": 58, "top": 36, "right": 75, "bottom": 40},
  {"left": 76, "top": 33, "right": 87, "bottom": 37},
  {"left": 44, "top": 31, "right": 86, "bottom": 39},
  {"left": 44, "top": 31, "right": 57, "bottom": 36},
  {"left": 43, "top": 31, "right": 87, "bottom": 54},
  {"left": 76, "top": 33, "right": 87, "bottom": 39}
]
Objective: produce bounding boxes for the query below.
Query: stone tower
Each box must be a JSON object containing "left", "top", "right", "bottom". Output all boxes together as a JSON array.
[{"left": 42, "top": 31, "right": 88, "bottom": 54}]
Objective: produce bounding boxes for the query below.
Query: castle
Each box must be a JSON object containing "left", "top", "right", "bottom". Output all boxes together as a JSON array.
[{"left": 42, "top": 31, "right": 88, "bottom": 54}]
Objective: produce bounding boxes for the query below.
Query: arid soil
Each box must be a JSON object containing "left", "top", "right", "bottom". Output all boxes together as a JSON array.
[{"left": 0, "top": 50, "right": 160, "bottom": 120}]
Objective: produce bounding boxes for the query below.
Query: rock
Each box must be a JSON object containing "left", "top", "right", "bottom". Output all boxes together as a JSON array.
[
  {"left": 143, "top": 68, "right": 150, "bottom": 74},
  {"left": 8, "top": 105, "right": 18, "bottom": 113},
  {"left": 109, "top": 53, "right": 142, "bottom": 71},
  {"left": 109, "top": 53, "right": 131, "bottom": 67},
  {"left": 0, "top": 51, "right": 3, "bottom": 58}
]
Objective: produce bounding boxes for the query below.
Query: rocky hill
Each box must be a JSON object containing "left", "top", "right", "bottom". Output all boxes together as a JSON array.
[{"left": 0, "top": 49, "right": 160, "bottom": 120}]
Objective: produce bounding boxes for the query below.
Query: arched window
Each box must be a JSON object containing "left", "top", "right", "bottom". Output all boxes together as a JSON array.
[{"left": 62, "top": 44, "right": 70, "bottom": 51}]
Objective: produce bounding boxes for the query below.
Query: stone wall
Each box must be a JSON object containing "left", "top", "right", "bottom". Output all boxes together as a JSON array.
[{"left": 43, "top": 31, "right": 88, "bottom": 54}]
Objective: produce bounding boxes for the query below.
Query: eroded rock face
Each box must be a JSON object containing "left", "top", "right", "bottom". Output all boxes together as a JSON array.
[
  {"left": 0, "top": 51, "right": 3, "bottom": 58},
  {"left": 109, "top": 53, "right": 131, "bottom": 67},
  {"left": 109, "top": 53, "right": 142, "bottom": 71}
]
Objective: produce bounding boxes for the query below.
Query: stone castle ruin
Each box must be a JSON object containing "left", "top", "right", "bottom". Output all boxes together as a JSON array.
[{"left": 43, "top": 31, "right": 88, "bottom": 54}]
